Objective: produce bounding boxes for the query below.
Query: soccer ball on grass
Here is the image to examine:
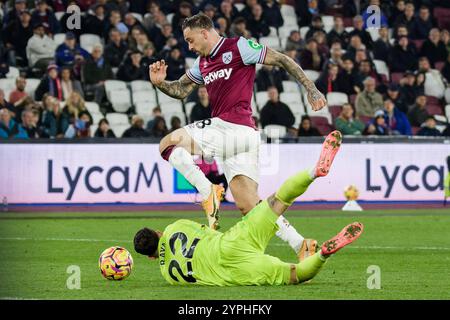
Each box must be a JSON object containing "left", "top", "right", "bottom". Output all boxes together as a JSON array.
[{"left": 99, "top": 246, "right": 133, "bottom": 280}]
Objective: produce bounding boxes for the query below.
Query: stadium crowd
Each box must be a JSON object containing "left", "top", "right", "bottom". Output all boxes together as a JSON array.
[{"left": 1, "top": 0, "right": 450, "bottom": 140}]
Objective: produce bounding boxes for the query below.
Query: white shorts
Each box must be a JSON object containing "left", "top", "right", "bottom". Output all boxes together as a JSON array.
[{"left": 184, "top": 118, "right": 261, "bottom": 183}]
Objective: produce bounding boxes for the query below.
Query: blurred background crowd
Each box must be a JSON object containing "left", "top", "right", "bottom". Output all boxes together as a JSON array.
[{"left": 0, "top": 0, "right": 450, "bottom": 140}]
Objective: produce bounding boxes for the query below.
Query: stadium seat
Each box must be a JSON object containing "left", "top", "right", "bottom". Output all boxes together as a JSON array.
[
  {"left": 53, "top": 33, "right": 66, "bottom": 46},
  {"left": 263, "top": 124, "right": 287, "bottom": 140},
  {"left": 6, "top": 66, "right": 19, "bottom": 79},
  {"left": 85, "top": 101, "right": 101, "bottom": 114},
  {"left": 111, "top": 124, "right": 129, "bottom": 138},
  {"left": 25, "top": 78, "right": 40, "bottom": 98},
  {"left": 255, "top": 91, "right": 269, "bottom": 108},
  {"left": 445, "top": 88, "right": 450, "bottom": 104},
  {"left": 157, "top": 91, "right": 180, "bottom": 105},
  {"left": 282, "top": 80, "right": 301, "bottom": 93},
  {"left": 105, "top": 80, "right": 127, "bottom": 92},
  {"left": 411, "top": 126, "right": 421, "bottom": 135},
  {"left": 259, "top": 36, "right": 281, "bottom": 51},
  {"left": 90, "top": 112, "right": 104, "bottom": 125},
  {"left": 160, "top": 101, "right": 183, "bottom": 114},
  {"left": 391, "top": 72, "right": 404, "bottom": 84},
  {"left": 349, "top": 94, "right": 357, "bottom": 105},
  {"left": 90, "top": 124, "right": 98, "bottom": 137},
  {"left": 445, "top": 105, "right": 450, "bottom": 119},
  {"left": 434, "top": 114, "right": 448, "bottom": 124},
  {"left": 434, "top": 7, "right": 450, "bottom": 30},
  {"left": 322, "top": 15, "right": 334, "bottom": 33},
  {"left": 80, "top": 34, "right": 102, "bottom": 53},
  {"left": 309, "top": 116, "right": 334, "bottom": 135},
  {"left": 235, "top": 3, "right": 245, "bottom": 12},
  {"left": 303, "top": 70, "right": 320, "bottom": 82},
  {"left": 54, "top": 11, "right": 65, "bottom": 21},
  {"left": 278, "top": 26, "right": 297, "bottom": 39},
  {"left": 327, "top": 92, "right": 349, "bottom": 106},
  {"left": 106, "top": 113, "right": 129, "bottom": 126},
  {"left": 184, "top": 101, "right": 196, "bottom": 117},
  {"left": 0, "top": 78, "right": 16, "bottom": 99},
  {"left": 373, "top": 60, "right": 390, "bottom": 81},
  {"left": 280, "top": 92, "right": 302, "bottom": 105},
  {"left": 329, "top": 105, "right": 343, "bottom": 121},
  {"left": 133, "top": 91, "right": 157, "bottom": 105},
  {"left": 411, "top": 39, "right": 424, "bottom": 51},
  {"left": 367, "top": 28, "right": 380, "bottom": 42},
  {"left": 130, "top": 80, "right": 153, "bottom": 93},
  {"left": 185, "top": 57, "right": 196, "bottom": 69},
  {"left": 109, "top": 90, "right": 132, "bottom": 113},
  {"left": 426, "top": 104, "right": 443, "bottom": 116},
  {"left": 166, "top": 13, "right": 174, "bottom": 24},
  {"left": 300, "top": 26, "right": 309, "bottom": 39},
  {"left": 426, "top": 95, "right": 441, "bottom": 106},
  {"left": 435, "top": 61, "right": 445, "bottom": 72},
  {"left": 135, "top": 102, "right": 153, "bottom": 118},
  {"left": 269, "top": 26, "right": 278, "bottom": 37},
  {"left": 345, "top": 26, "right": 354, "bottom": 33},
  {"left": 251, "top": 94, "right": 259, "bottom": 115},
  {"left": 280, "top": 4, "right": 296, "bottom": 18},
  {"left": 131, "top": 13, "right": 143, "bottom": 22},
  {"left": 358, "top": 115, "right": 372, "bottom": 125}
]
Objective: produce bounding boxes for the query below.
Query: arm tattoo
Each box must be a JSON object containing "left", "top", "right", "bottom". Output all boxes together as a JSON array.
[
  {"left": 264, "top": 47, "right": 319, "bottom": 95},
  {"left": 156, "top": 74, "right": 199, "bottom": 99}
]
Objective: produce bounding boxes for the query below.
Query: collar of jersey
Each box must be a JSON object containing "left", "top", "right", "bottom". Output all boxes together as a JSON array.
[{"left": 209, "top": 37, "right": 225, "bottom": 59}]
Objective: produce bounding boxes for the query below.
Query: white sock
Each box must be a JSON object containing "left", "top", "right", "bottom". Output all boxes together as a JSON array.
[
  {"left": 275, "top": 215, "right": 304, "bottom": 253},
  {"left": 169, "top": 147, "right": 212, "bottom": 199}
]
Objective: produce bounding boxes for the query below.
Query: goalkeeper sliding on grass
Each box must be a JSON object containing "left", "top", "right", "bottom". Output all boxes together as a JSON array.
[{"left": 134, "top": 131, "right": 364, "bottom": 286}]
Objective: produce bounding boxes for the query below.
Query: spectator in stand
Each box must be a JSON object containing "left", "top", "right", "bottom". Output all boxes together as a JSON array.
[
  {"left": 152, "top": 23, "right": 176, "bottom": 53},
  {"left": 35, "top": 63, "right": 62, "bottom": 101},
  {"left": 218, "top": 0, "right": 239, "bottom": 25},
  {"left": 420, "top": 28, "right": 448, "bottom": 68},
  {"left": 55, "top": 32, "right": 90, "bottom": 68},
  {"left": 169, "top": 116, "right": 182, "bottom": 133},
  {"left": 204, "top": 4, "right": 218, "bottom": 21},
  {"left": 104, "top": 9, "right": 123, "bottom": 40},
  {"left": 94, "top": 118, "right": 116, "bottom": 138},
  {"left": 84, "top": 3, "right": 107, "bottom": 38},
  {"left": 417, "top": 116, "right": 441, "bottom": 137},
  {"left": 259, "top": 86, "right": 295, "bottom": 129},
  {"left": 149, "top": 115, "right": 168, "bottom": 138},
  {"left": 64, "top": 111, "right": 92, "bottom": 139},
  {"left": 411, "top": 5, "right": 435, "bottom": 40},
  {"left": 355, "top": 77, "right": 384, "bottom": 117},
  {"left": 21, "top": 109, "right": 42, "bottom": 139},
  {"left": 141, "top": 43, "right": 158, "bottom": 81},
  {"left": 31, "top": 0, "right": 60, "bottom": 35},
  {"left": 229, "top": 17, "right": 251, "bottom": 39},
  {"left": 215, "top": 16, "right": 230, "bottom": 38},
  {"left": 295, "top": 0, "right": 316, "bottom": 27},
  {"left": 315, "top": 63, "right": 343, "bottom": 95},
  {"left": 165, "top": 47, "right": 185, "bottom": 81},
  {"left": 344, "top": 34, "right": 366, "bottom": 61},
  {"left": 82, "top": 44, "right": 114, "bottom": 106},
  {"left": 117, "top": 50, "right": 146, "bottom": 82},
  {"left": 408, "top": 95, "right": 429, "bottom": 127},
  {"left": 124, "top": 12, "right": 144, "bottom": 32},
  {"left": 327, "top": 15, "right": 350, "bottom": 48},
  {"left": 349, "top": 15, "right": 373, "bottom": 49},
  {"left": 389, "top": 0, "right": 405, "bottom": 26},
  {"left": 313, "top": 30, "right": 329, "bottom": 57},
  {"left": 299, "top": 38, "right": 324, "bottom": 71},
  {"left": 26, "top": 22, "right": 57, "bottom": 72},
  {"left": 285, "top": 30, "right": 306, "bottom": 52},
  {"left": 297, "top": 115, "right": 321, "bottom": 137},
  {"left": 383, "top": 98, "right": 412, "bottom": 135},
  {"left": 104, "top": 28, "right": 129, "bottom": 68},
  {"left": 363, "top": 110, "right": 389, "bottom": 136},
  {"left": 255, "top": 64, "right": 288, "bottom": 93},
  {"left": 418, "top": 57, "right": 446, "bottom": 99},
  {"left": 388, "top": 36, "right": 417, "bottom": 72},
  {"left": 262, "top": 0, "right": 283, "bottom": 28},
  {"left": 4, "top": 9, "right": 33, "bottom": 67},
  {"left": 143, "top": 1, "right": 164, "bottom": 30},
  {"left": 171, "top": 2, "right": 194, "bottom": 39},
  {"left": 190, "top": 87, "right": 211, "bottom": 123},
  {"left": 338, "top": 58, "right": 363, "bottom": 95},
  {"left": 325, "top": 41, "right": 344, "bottom": 69},
  {"left": 62, "top": 91, "right": 93, "bottom": 126},
  {"left": 2, "top": 0, "right": 27, "bottom": 27},
  {"left": 335, "top": 103, "right": 365, "bottom": 136},
  {"left": 60, "top": 67, "right": 84, "bottom": 100},
  {"left": 0, "top": 108, "right": 28, "bottom": 139},
  {"left": 247, "top": 4, "right": 270, "bottom": 41},
  {"left": 442, "top": 53, "right": 450, "bottom": 84},
  {"left": 442, "top": 30, "right": 450, "bottom": 55},
  {"left": 130, "top": 28, "right": 152, "bottom": 53},
  {"left": 357, "top": 59, "right": 381, "bottom": 87},
  {"left": 385, "top": 83, "right": 408, "bottom": 115},
  {"left": 9, "top": 77, "right": 28, "bottom": 105},
  {"left": 123, "top": 115, "right": 151, "bottom": 138},
  {"left": 0, "top": 89, "right": 15, "bottom": 114},
  {"left": 239, "top": 0, "right": 259, "bottom": 21},
  {"left": 394, "top": 2, "right": 415, "bottom": 34},
  {"left": 39, "top": 95, "right": 62, "bottom": 138},
  {"left": 373, "top": 26, "right": 391, "bottom": 63},
  {"left": 146, "top": 106, "right": 163, "bottom": 131},
  {"left": 400, "top": 70, "right": 425, "bottom": 106},
  {"left": 305, "top": 16, "right": 326, "bottom": 41}
]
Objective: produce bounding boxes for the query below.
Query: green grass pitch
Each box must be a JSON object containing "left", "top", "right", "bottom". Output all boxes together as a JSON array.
[{"left": 0, "top": 208, "right": 449, "bottom": 300}]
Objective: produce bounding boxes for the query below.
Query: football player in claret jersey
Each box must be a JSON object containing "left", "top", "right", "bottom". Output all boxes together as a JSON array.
[
  {"left": 134, "top": 131, "right": 364, "bottom": 286},
  {"left": 149, "top": 13, "right": 327, "bottom": 259}
]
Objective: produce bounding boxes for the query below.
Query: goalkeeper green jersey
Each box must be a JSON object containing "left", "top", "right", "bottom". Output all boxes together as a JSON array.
[{"left": 157, "top": 200, "right": 292, "bottom": 286}]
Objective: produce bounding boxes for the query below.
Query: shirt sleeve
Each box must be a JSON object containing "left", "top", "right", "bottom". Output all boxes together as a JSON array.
[
  {"left": 185, "top": 57, "right": 204, "bottom": 85},
  {"left": 237, "top": 36, "right": 267, "bottom": 65}
]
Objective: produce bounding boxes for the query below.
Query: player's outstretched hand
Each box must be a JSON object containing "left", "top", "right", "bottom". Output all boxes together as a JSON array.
[
  {"left": 307, "top": 87, "right": 327, "bottom": 111},
  {"left": 149, "top": 60, "right": 168, "bottom": 86}
]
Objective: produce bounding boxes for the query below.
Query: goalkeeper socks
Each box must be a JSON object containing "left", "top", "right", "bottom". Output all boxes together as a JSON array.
[
  {"left": 296, "top": 252, "right": 327, "bottom": 283},
  {"left": 275, "top": 170, "right": 314, "bottom": 206},
  {"left": 276, "top": 215, "right": 304, "bottom": 253},
  {"left": 169, "top": 147, "right": 212, "bottom": 199}
]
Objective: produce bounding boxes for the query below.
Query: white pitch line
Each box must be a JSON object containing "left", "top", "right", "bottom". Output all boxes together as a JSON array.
[
  {"left": 1, "top": 237, "right": 450, "bottom": 251},
  {"left": 0, "top": 297, "right": 41, "bottom": 300}
]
